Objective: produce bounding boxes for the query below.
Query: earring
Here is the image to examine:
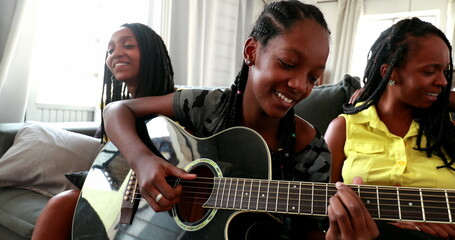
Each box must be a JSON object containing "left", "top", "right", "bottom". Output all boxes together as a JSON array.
[
  {"left": 388, "top": 79, "right": 395, "bottom": 86},
  {"left": 245, "top": 59, "right": 253, "bottom": 66}
]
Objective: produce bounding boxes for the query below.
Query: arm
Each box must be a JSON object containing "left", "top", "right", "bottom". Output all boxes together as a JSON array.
[
  {"left": 325, "top": 118, "right": 379, "bottom": 239},
  {"left": 324, "top": 116, "right": 346, "bottom": 183},
  {"left": 326, "top": 177, "right": 379, "bottom": 240},
  {"left": 103, "top": 93, "right": 196, "bottom": 212}
]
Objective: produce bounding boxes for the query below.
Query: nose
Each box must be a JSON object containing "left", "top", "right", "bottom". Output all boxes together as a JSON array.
[
  {"left": 435, "top": 71, "right": 448, "bottom": 87},
  {"left": 288, "top": 76, "right": 310, "bottom": 96},
  {"left": 111, "top": 47, "right": 124, "bottom": 58}
]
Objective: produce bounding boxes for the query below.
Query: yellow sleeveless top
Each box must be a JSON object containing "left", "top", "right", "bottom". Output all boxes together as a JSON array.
[{"left": 340, "top": 105, "right": 455, "bottom": 189}]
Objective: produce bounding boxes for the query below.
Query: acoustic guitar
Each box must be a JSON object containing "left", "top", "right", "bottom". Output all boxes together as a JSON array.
[{"left": 72, "top": 115, "right": 455, "bottom": 240}]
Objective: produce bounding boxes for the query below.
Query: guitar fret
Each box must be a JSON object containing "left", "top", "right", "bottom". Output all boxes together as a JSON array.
[
  {"left": 309, "top": 183, "right": 316, "bottom": 214},
  {"left": 256, "top": 180, "right": 270, "bottom": 210},
  {"left": 226, "top": 178, "right": 232, "bottom": 208},
  {"left": 232, "top": 178, "right": 240, "bottom": 209},
  {"left": 273, "top": 181, "right": 279, "bottom": 212},
  {"left": 299, "top": 183, "right": 312, "bottom": 214},
  {"left": 277, "top": 181, "right": 288, "bottom": 212},
  {"left": 448, "top": 190, "right": 455, "bottom": 223},
  {"left": 248, "top": 180, "right": 253, "bottom": 210},
  {"left": 327, "top": 185, "right": 337, "bottom": 214},
  {"left": 397, "top": 187, "right": 402, "bottom": 220},
  {"left": 265, "top": 180, "right": 270, "bottom": 212},
  {"left": 286, "top": 182, "right": 290, "bottom": 213},
  {"left": 313, "top": 184, "right": 327, "bottom": 215},
  {"left": 420, "top": 189, "right": 425, "bottom": 222},
  {"left": 239, "top": 179, "right": 246, "bottom": 209},
  {"left": 324, "top": 184, "right": 328, "bottom": 215},
  {"left": 422, "top": 189, "right": 450, "bottom": 222},
  {"left": 214, "top": 178, "right": 221, "bottom": 207},
  {"left": 298, "top": 182, "right": 302, "bottom": 214},
  {"left": 222, "top": 178, "right": 228, "bottom": 207},
  {"left": 376, "top": 186, "right": 380, "bottom": 219},
  {"left": 256, "top": 180, "right": 262, "bottom": 210},
  {"left": 398, "top": 188, "right": 423, "bottom": 221},
  {"left": 357, "top": 186, "right": 379, "bottom": 219},
  {"left": 288, "top": 182, "right": 300, "bottom": 214},
  {"left": 445, "top": 190, "right": 452, "bottom": 223},
  {"left": 378, "top": 186, "right": 399, "bottom": 220}
]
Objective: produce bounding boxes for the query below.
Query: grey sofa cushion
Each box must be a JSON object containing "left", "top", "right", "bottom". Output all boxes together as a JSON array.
[
  {"left": 295, "top": 74, "right": 361, "bottom": 135},
  {"left": 0, "top": 187, "right": 50, "bottom": 238}
]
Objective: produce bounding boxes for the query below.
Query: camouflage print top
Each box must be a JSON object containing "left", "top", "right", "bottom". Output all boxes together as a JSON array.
[{"left": 173, "top": 88, "right": 331, "bottom": 183}]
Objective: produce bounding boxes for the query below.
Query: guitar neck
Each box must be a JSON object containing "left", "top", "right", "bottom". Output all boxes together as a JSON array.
[{"left": 204, "top": 177, "right": 455, "bottom": 223}]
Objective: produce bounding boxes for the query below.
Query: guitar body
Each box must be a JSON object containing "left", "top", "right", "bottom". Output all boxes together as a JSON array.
[{"left": 72, "top": 115, "right": 272, "bottom": 240}]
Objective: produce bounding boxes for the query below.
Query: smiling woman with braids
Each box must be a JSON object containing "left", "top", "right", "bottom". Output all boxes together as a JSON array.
[
  {"left": 325, "top": 18, "right": 455, "bottom": 239},
  {"left": 103, "top": 1, "right": 380, "bottom": 239},
  {"left": 32, "top": 23, "right": 175, "bottom": 240}
]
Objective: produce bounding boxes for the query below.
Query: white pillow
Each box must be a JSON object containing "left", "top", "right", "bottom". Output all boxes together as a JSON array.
[{"left": 0, "top": 122, "right": 103, "bottom": 197}]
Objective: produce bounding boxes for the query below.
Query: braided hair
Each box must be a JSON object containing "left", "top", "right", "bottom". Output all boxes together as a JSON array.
[
  {"left": 346, "top": 17, "right": 455, "bottom": 170},
  {"left": 224, "top": 1, "right": 330, "bottom": 179},
  {"left": 100, "top": 23, "right": 175, "bottom": 141}
]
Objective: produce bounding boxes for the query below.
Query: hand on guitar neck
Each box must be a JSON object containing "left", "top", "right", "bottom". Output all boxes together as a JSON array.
[{"left": 326, "top": 177, "right": 380, "bottom": 240}]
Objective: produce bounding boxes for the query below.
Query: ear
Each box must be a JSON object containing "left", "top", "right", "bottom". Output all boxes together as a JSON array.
[
  {"left": 243, "top": 37, "right": 257, "bottom": 63},
  {"left": 380, "top": 64, "right": 398, "bottom": 80}
]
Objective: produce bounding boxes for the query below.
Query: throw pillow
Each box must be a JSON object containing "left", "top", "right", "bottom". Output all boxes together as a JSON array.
[
  {"left": 0, "top": 122, "right": 103, "bottom": 197},
  {"left": 295, "top": 74, "right": 361, "bottom": 135}
]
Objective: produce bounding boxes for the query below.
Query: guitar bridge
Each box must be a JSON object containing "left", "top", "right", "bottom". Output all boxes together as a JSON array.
[{"left": 120, "top": 170, "right": 140, "bottom": 224}]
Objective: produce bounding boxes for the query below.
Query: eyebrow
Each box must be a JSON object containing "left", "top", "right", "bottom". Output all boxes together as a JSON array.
[{"left": 108, "top": 35, "right": 136, "bottom": 45}]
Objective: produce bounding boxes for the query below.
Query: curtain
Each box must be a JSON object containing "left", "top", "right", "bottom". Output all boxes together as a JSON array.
[
  {"left": 448, "top": 0, "right": 455, "bottom": 63},
  {"left": 166, "top": 0, "right": 263, "bottom": 87},
  {"left": 328, "top": 0, "right": 363, "bottom": 84},
  {"left": 0, "top": 0, "right": 37, "bottom": 123}
]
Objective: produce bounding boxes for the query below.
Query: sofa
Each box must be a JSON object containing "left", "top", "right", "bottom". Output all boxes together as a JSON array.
[
  {"left": 0, "top": 74, "right": 361, "bottom": 240},
  {"left": 0, "top": 122, "right": 100, "bottom": 240}
]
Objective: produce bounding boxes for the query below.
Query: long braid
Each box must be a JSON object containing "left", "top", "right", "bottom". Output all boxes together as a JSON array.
[
  {"left": 346, "top": 17, "right": 455, "bottom": 170},
  {"left": 100, "top": 23, "right": 175, "bottom": 141},
  {"left": 225, "top": 0, "right": 330, "bottom": 179}
]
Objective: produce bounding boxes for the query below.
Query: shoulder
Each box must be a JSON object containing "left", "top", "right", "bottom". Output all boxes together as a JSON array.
[
  {"left": 325, "top": 116, "right": 346, "bottom": 148},
  {"left": 294, "top": 115, "right": 317, "bottom": 152},
  {"left": 173, "top": 87, "right": 232, "bottom": 136}
]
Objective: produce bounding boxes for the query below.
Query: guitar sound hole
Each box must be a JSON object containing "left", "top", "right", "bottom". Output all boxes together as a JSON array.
[{"left": 178, "top": 165, "right": 214, "bottom": 223}]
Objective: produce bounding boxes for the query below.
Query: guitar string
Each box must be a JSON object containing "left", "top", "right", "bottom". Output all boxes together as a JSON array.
[
  {"left": 127, "top": 177, "right": 455, "bottom": 217},
  {"left": 129, "top": 177, "right": 455, "bottom": 205}
]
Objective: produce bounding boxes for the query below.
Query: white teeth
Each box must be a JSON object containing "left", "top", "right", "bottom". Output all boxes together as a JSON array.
[
  {"left": 276, "top": 92, "right": 293, "bottom": 103},
  {"left": 114, "top": 63, "right": 127, "bottom": 68},
  {"left": 426, "top": 92, "right": 438, "bottom": 97}
]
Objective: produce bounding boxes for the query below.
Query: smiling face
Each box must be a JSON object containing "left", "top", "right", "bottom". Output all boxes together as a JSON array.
[
  {"left": 106, "top": 27, "right": 141, "bottom": 93},
  {"left": 244, "top": 19, "right": 330, "bottom": 119},
  {"left": 391, "top": 34, "right": 449, "bottom": 109}
]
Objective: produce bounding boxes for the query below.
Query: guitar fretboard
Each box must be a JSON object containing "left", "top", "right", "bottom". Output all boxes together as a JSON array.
[{"left": 203, "top": 177, "right": 455, "bottom": 223}]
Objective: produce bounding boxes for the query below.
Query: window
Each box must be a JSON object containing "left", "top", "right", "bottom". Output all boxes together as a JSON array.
[
  {"left": 350, "top": 10, "right": 439, "bottom": 82},
  {"left": 26, "top": 0, "right": 150, "bottom": 122}
]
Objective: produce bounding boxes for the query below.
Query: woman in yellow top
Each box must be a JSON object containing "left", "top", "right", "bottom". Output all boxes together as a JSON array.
[{"left": 325, "top": 17, "right": 455, "bottom": 239}]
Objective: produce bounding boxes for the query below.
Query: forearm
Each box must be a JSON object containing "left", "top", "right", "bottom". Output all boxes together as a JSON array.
[{"left": 103, "top": 101, "right": 154, "bottom": 169}]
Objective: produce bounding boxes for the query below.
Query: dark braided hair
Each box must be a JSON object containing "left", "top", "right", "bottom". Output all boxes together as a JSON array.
[
  {"left": 346, "top": 17, "right": 455, "bottom": 170},
  {"left": 100, "top": 23, "right": 175, "bottom": 141},
  {"left": 224, "top": 1, "right": 330, "bottom": 179}
]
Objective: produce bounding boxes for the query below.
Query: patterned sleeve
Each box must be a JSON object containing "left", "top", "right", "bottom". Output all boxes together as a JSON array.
[
  {"left": 172, "top": 88, "right": 230, "bottom": 136},
  {"left": 291, "top": 132, "right": 332, "bottom": 183}
]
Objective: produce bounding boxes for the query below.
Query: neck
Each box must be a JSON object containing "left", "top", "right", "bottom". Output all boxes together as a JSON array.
[
  {"left": 126, "top": 85, "right": 137, "bottom": 98},
  {"left": 376, "top": 93, "right": 413, "bottom": 137}
]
